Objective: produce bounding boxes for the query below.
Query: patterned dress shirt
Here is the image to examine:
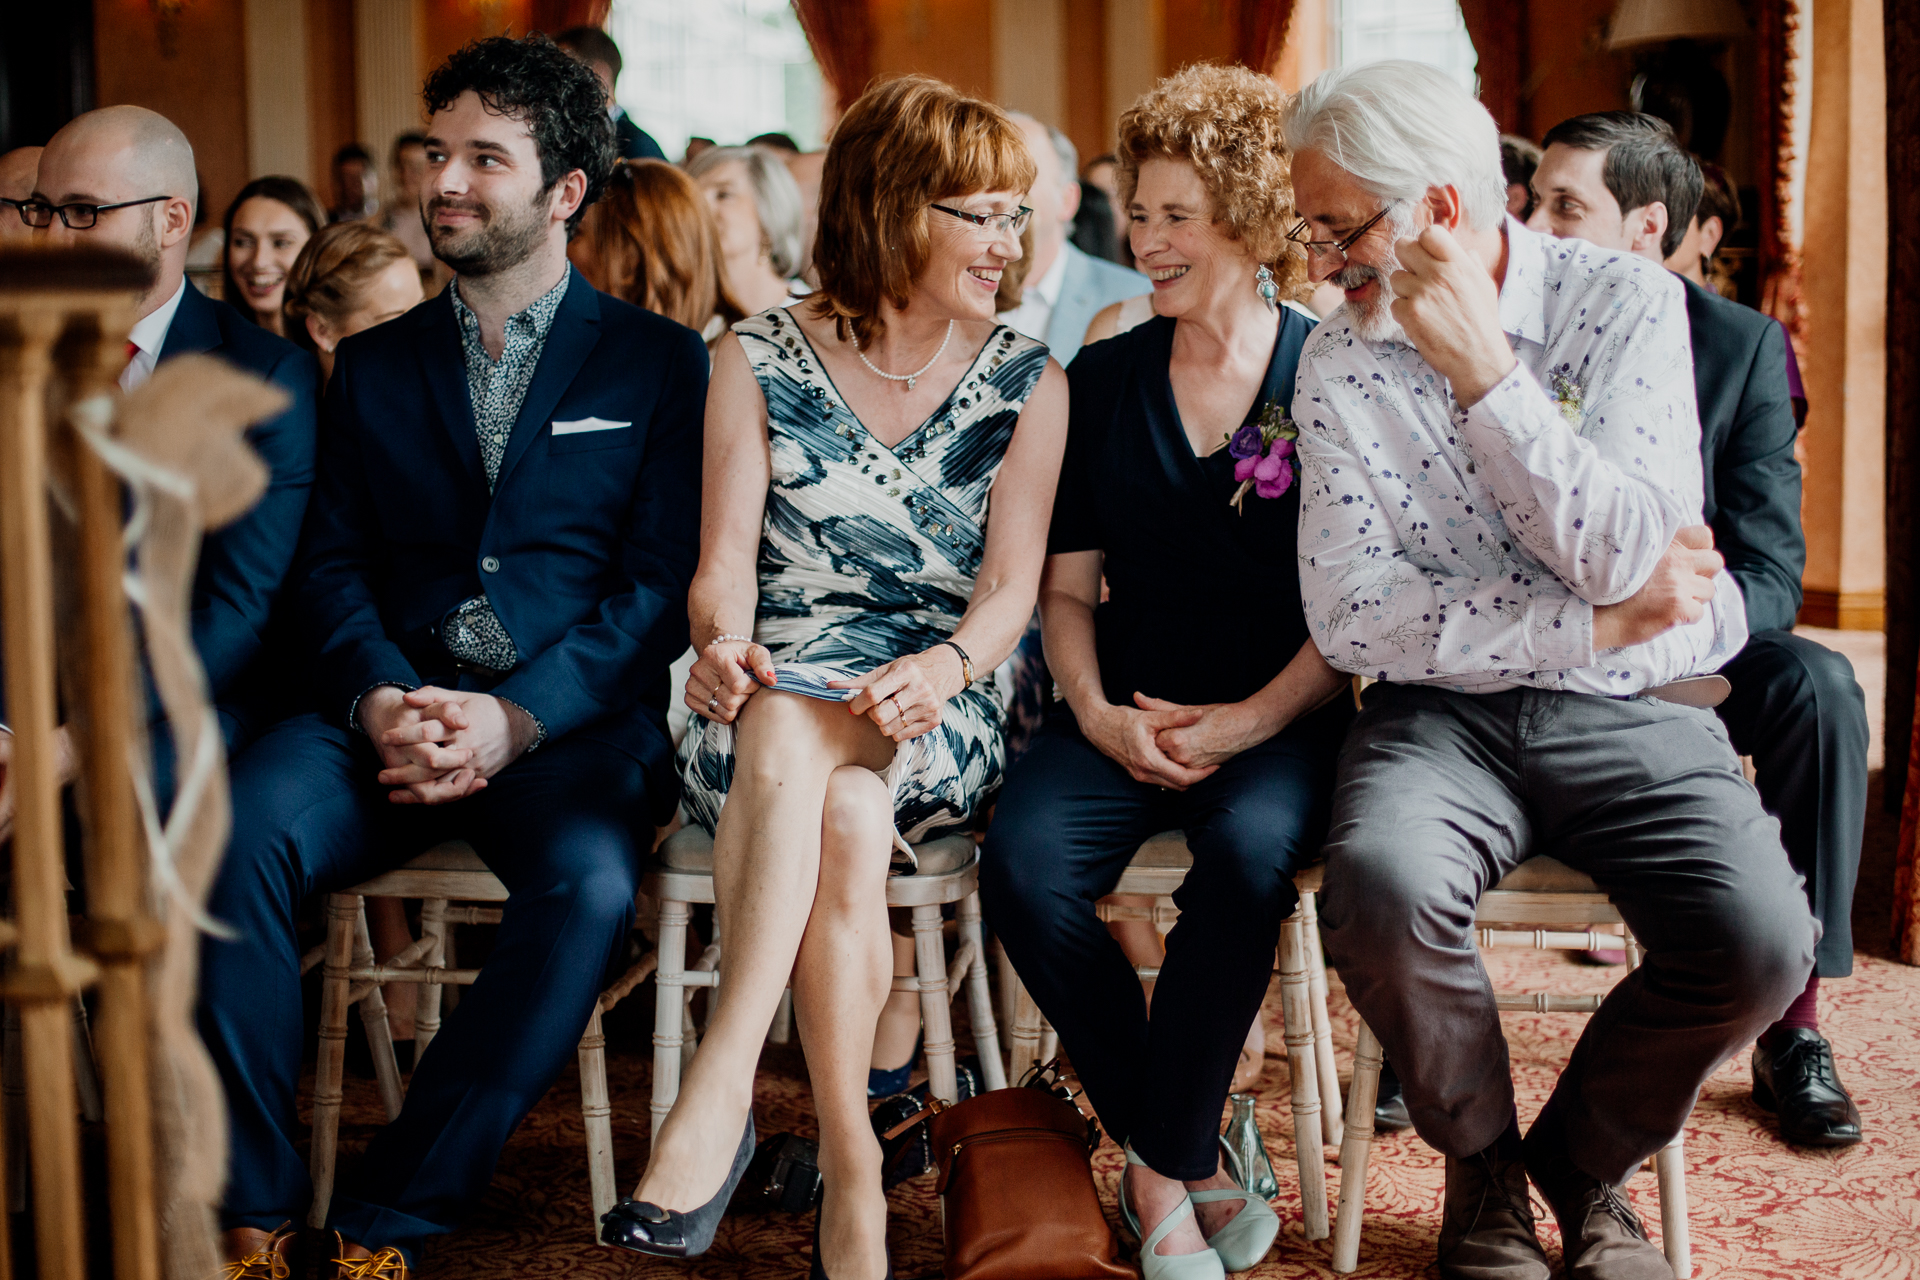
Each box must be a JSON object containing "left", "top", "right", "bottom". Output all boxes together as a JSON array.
[
  {"left": 443, "top": 273, "right": 570, "bottom": 674},
  {"left": 1293, "top": 217, "right": 1746, "bottom": 695}
]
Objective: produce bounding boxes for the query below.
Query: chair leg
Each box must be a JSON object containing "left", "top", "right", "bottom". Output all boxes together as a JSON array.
[
  {"left": 1037, "top": 1021, "right": 1059, "bottom": 1069},
  {"left": 1331, "top": 1019, "right": 1383, "bottom": 1274},
  {"left": 578, "top": 1004, "right": 618, "bottom": 1231},
  {"left": 1300, "top": 890, "right": 1344, "bottom": 1144},
  {"left": 352, "top": 905, "right": 406, "bottom": 1122},
  {"left": 650, "top": 897, "right": 691, "bottom": 1138},
  {"left": 957, "top": 892, "right": 1007, "bottom": 1091},
  {"left": 1007, "top": 969, "right": 1044, "bottom": 1083},
  {"left": 310, "top": 894, "right": 360, "bottom": 1228},
  {"left": 415, "top": 898, "right": 448, "bottom": 1056},
  {"left": 1655, "top": 1132, "right": 1691, "bottom": 1278},
  {"left": 913, "top": 904, "right": 960, "bottom": 1103},
  {"left": 1278, "top": 909, "right": 1329, "bottom": 1241}
]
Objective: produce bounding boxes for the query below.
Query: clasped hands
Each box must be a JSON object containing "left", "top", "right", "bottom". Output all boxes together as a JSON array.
[
  {"left": 361, "top": 685, "right": 538, "bottom": 805},
  {"left": 689, "top": 639, "right": 964, "bottom": 744},
  {"left": 1087, "top": 694, "right": 1266, "bottom": 792}
]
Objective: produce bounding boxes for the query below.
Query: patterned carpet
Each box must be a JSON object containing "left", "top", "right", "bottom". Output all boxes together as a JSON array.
[{"left": 309, "top": 942, "right": 1920, "bottom": 1280}]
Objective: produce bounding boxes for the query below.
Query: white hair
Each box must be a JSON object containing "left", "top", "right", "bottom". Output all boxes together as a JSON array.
[
  {"left": 1047, "top": 125, "right": 1078, "bottom": 184},
  {"left": 686, "top": 144, "right": 805, "bottom": 278},
  {"left": 1282, "top": 60, "right": 1506, "bottom": 231}
]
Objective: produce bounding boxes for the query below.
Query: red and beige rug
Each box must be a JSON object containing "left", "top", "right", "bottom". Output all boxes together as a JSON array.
[{"left": 315, "top": 945, "right": 1920, "bottom": 1279}]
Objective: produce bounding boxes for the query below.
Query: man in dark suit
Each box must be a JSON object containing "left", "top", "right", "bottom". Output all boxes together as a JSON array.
[
  {"left": 0, "top": 105, "right": 317, "bottom": 839},
  {"left": 1525, "top": 111, "right": 1866, "bottom": 1149},
  {"left": 200, "top": 37, "right": 704, "bottom": 1278},
  {"left": 556, "top": 24, "right": 667, "bottom": 162}
]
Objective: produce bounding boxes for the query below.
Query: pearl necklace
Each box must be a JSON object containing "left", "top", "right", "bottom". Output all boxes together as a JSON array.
[{"left": 856, "top": 320, "right": 954, "bottom": 391}]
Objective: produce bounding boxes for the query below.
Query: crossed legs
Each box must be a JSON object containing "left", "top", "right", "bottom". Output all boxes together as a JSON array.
[{"left": 632, "top": 690, "right": 896, "bottom": 1280}]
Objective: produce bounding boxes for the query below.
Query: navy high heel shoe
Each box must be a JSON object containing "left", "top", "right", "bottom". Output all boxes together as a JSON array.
[{"left": 600, "top": 1115, "right": 756, "bottom": 1257}]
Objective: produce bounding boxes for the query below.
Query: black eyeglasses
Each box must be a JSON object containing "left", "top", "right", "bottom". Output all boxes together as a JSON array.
[
  {"left": 13, "top": 194, "right": 171, "bottom": 230},
  {"left": 1285, "top": 203, "right": 1397, "bottom": 265},
  {"left": 930, "top": 203, "right": 1033, "bottom": 238}
]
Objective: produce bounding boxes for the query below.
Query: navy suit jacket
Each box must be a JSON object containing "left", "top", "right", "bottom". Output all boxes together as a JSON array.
[
  {"left": 298, "top": 267, "right": 704, "bottom": 783},
  {"left": 1684, "top": 276, "right": 1804, "bottom": 635},
  {"left": 160, "top": 283, "right": 321, "bottom": 731},
  {"left": 614, "top": 111, "right": 668, "bottom": 162}
]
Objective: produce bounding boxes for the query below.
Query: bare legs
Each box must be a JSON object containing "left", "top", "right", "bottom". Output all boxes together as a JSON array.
[
  {"left": 630, "top": 692, "right": 894, "bottom": 1278},
  {"left": 870, "top": 924, "right": 921, "bottom": 1073},
  {"left": 1127, "top": 1158, "right": 1245, "bottom": 1257}
]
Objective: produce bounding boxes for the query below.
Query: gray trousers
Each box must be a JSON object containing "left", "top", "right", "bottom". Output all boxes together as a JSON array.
[{"left": 1320, "top": 683, "right": 1818, "bottom": 1184}]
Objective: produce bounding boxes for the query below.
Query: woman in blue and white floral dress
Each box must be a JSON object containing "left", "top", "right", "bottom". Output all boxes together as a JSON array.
[{"left": 602, "top": 77, "right": 1068, "bottom": 1280}]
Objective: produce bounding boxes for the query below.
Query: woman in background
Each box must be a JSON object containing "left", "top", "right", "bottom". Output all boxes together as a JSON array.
[
  {"left": 222, "top": 176, "right": 324, "bottom": 337},
  {"left": 687, "top": 143, "right": 808, "bottom": 314},
  {"left": 282, "top": 220, "right": 425, "bottom": 383},
  {"left": 569, "top": 158, "right": 744, "bottom": 345}
]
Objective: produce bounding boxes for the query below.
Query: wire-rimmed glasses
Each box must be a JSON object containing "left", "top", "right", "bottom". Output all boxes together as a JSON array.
[
  {"left": 929, "top": 203, "right": 1033, "bottom": 238},
  {"left": 1285, "top": 203, "right": 1397, "bottom": 267}
]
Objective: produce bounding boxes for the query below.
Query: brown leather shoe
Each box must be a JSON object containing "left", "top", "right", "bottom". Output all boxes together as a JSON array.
[
  {"left": 333, "top": 1233, "right": 410, "bottom": 1279},
  {"left": 1437, "top": 1150, "right": 1550, "bottom": 1280},
  {"left": 1522, "top": 1125, "right": 1672, "bottom": 1279},
  {"left": 219, "top": 1222, "right": 295, "bottom": 1279}
]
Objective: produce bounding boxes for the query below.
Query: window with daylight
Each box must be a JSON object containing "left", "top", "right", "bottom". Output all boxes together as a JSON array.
[
  {"left": 1328, "top": 0, "right": 1480, "bottom": 97},
  {"left": 606, "top": 0, "right": 827, "bottom": 160}
]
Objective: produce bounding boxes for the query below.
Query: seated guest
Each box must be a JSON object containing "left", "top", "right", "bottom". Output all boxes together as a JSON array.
[
  {"left": 200, "top": 36, "right": 703, "bottom": 1278},
  {"left": 283, "top": 220, "right": 427, "bottom": 381},
  {"left": 569, "top": 158, "right": 745, "bottom": 345},
  {"left": 687, "top": 144, "right": 808, "bottom": 314},
  {"left": 1528, "top": 111, "right": 1864, "bottom": 1148},
  {"left": 1500, "top": 134, "right": 1541, "bottom": 219},
  {"left": 981, "top": 64, "right": 1351, "bottom": 1280},
  {"left": 1285, "top": 61, "right": 1815, "bottom": 1280},
  {"left": 381, "top": 130, "right": 437, "bottom": 274},
  {"left": 223, "top": 176, "right": 325, "bottom": 337},
  {"left": 328, "top": 143, "right": 380, "bottom": 223},
  {"left": 556, "top": 24, "right": 667, "bottom": 162},
  {"left": 600, "top": 75, "right": 1065, "bottom": 1279},
  {"left": 998, "top": 113, "right": 1142, "bottom": 367}
]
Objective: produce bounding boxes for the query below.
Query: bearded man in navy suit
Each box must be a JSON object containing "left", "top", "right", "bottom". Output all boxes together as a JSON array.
[
  {"left": 0, "top": 104, "right": 318, "bottom": 839},
  {"left": 201, "top": 36, "right": 705, "bottom": 1277}
]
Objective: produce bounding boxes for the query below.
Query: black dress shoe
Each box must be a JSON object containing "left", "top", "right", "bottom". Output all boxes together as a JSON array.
[
  {"left": 1374, "top": 1057, "right": 1413, "bottom": 1132},
  {"left": 601, "top": 1115, "right": 757, "bottom": 1257},
  {"left": 810, "top": 1193, "right": 895, "bottom": 1280},
  {"left": 1752, "top": 1029, "right": 1862, "bottom": 1147}
]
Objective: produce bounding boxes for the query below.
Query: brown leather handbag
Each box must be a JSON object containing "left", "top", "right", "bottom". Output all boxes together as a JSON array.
[{"left": 910, "top": 1066, "right": 1137, "bottom": 1280}]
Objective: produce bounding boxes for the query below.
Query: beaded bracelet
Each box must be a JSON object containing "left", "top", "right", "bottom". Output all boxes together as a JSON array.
[{"left": 707, "top": 633, "right": 754, "bottom": 649}]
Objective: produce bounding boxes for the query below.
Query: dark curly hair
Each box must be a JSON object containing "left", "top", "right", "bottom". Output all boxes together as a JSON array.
[{"left": 421, "top": 34, "right": 617, "bottom": 235}]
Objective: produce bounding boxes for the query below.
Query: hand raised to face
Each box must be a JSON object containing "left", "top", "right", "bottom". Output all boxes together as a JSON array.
[{"left": 1387, "top": 225, "right": 1517, "bottom": 408}]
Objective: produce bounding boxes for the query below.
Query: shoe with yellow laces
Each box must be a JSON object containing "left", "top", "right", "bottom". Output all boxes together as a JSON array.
[
  {"left": 218, "top": 1223, "right": 295, "bottom": 1280},
  {"left": 332, "top": 1233, "right": 410, "bottom": 1279}
]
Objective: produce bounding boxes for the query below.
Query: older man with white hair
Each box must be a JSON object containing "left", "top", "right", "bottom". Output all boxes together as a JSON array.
[{"left": 1284, "top": 63, "right": 1815, "bottom": 1280}]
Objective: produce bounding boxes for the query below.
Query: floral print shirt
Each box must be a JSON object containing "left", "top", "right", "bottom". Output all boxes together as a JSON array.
[{"left": 1293, "top": 217, "right": 1746, "bottom": 695}]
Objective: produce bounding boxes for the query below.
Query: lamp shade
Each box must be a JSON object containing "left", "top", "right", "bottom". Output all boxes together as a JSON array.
[{"left": 1608, "top": 0, "right": 1748, "bottom": 48}]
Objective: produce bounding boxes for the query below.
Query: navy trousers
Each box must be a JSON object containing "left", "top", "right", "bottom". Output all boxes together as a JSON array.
[
  {"left": 1715, "top": 630, "right": 1868, "bottom": 977},
  {"left": 201, "top": 713, "right": 650, "bottom": 1260},
  {"left": 980, "top": 700, "right": 1349, "bottom": 1180}
]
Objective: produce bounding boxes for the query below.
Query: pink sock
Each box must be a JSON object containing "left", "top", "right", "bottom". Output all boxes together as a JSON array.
[{"left": 1764, "top": 973, "right": 1819, "bottom": 1045}]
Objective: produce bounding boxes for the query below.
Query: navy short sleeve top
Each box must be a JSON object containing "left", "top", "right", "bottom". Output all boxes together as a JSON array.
[{"left": 1048, "top": 309, "right": 1317, "bottom": 709}]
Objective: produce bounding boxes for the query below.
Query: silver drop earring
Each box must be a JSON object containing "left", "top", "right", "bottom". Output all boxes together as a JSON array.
[{"left": 1255, "top": 263, "right": 1278, "bottom": 313}]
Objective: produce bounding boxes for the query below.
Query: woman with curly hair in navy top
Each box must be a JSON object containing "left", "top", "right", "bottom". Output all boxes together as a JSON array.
[
  {"left": 980, "top": 64, "right": 1354, "bottom": 1280},
  {"left": 601, "top": 76, "right": 1067, "bottom": 1279}
]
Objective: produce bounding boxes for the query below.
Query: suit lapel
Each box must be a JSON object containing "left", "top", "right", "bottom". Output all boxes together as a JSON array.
[
  {"left": 156, "top": 283, "right": 223, "bottom": 362},
  {"left": 416, "top": 290, "right": 486, "bottom": 485},
  {"left": 493, "top": 269, "right": 602, "bottom": 491}
]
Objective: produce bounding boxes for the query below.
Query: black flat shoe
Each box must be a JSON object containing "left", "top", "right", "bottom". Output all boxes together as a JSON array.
[
  {"left": 1752, "top": 1029, "right": 1862, "bottom": 1147},
  {"left": 809, "top": 1194, "right": 895, "bottom": 1280},
  {"left": 1374, "top": 1057, "right": 1413, "bottom": 1133},
  {"left": 600, "top": 1114, "right": 757, "bottom": 1256}
]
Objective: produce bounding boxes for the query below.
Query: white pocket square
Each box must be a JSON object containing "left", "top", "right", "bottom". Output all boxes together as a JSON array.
[{"left": 552, "top": 417, "right": 632, "bottom": 436}]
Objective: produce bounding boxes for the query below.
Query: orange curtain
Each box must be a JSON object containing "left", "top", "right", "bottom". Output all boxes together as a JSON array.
[
  {"left": 1457, "top": 0, "right": 1528, "bottom": 136},
  {"left": 1235, "top": 0, "right": 1296, "bottom": 75},
  {"left": 792, "top": 0, "right": 874, "bottom": 115}
]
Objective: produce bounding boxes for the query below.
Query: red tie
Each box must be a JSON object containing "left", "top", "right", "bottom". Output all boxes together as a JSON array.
[{"left": 124, "top": 340, "right": 139, "bottom": 368}]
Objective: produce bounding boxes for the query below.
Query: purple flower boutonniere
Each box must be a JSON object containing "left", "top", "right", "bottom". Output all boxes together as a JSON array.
[{"left": 1225, "top": 401, "right": 1299, "bottom": 514}]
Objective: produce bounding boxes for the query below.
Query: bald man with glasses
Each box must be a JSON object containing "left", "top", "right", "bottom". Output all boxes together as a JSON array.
[{"left": 0, "top": 107, "right": 318, "bottom": 830}]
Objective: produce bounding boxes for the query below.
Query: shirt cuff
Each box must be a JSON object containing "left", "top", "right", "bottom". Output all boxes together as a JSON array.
[
  {"left": 494, "top": 696, "right": 549, "bottom": 754},
  {"left": 1532, "top": 594, "right": 1597, "bottom": 671},
  {"left": 1456, "top": 361, "right": 1552, "bottom": 459},
  {"left": 349, "top": 682, "right": 417, "bottom": 735}
]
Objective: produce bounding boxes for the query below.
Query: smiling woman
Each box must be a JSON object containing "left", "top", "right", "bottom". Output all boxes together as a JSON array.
[{"left": 220, "top": 175, "right": 324, "bottom": 337}]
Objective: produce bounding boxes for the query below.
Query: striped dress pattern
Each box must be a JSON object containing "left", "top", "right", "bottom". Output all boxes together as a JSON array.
[{"left": 679, "top": 307, "right": 1051, "bottom": 843}]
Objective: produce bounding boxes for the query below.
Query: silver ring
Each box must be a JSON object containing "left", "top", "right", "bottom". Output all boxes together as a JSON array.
[{"left": 707, "top": 697, "right": 720, "bottom": 712}]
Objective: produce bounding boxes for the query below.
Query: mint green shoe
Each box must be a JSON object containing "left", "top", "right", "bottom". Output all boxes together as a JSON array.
[
  {"left": 1119, "top": 1143, "right": 1228, "bottom": 1280},
  {"left": 1190, "top": 1186, "right": 1280, "bottom": 1272}
]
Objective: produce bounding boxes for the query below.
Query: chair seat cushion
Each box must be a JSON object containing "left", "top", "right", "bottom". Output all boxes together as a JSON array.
[
  {"left": 1491, "top": 856, "right": 1600, "bottom": 893},
  {"left": 655, "top": 826, "right": 977, "bottom": 877}
]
